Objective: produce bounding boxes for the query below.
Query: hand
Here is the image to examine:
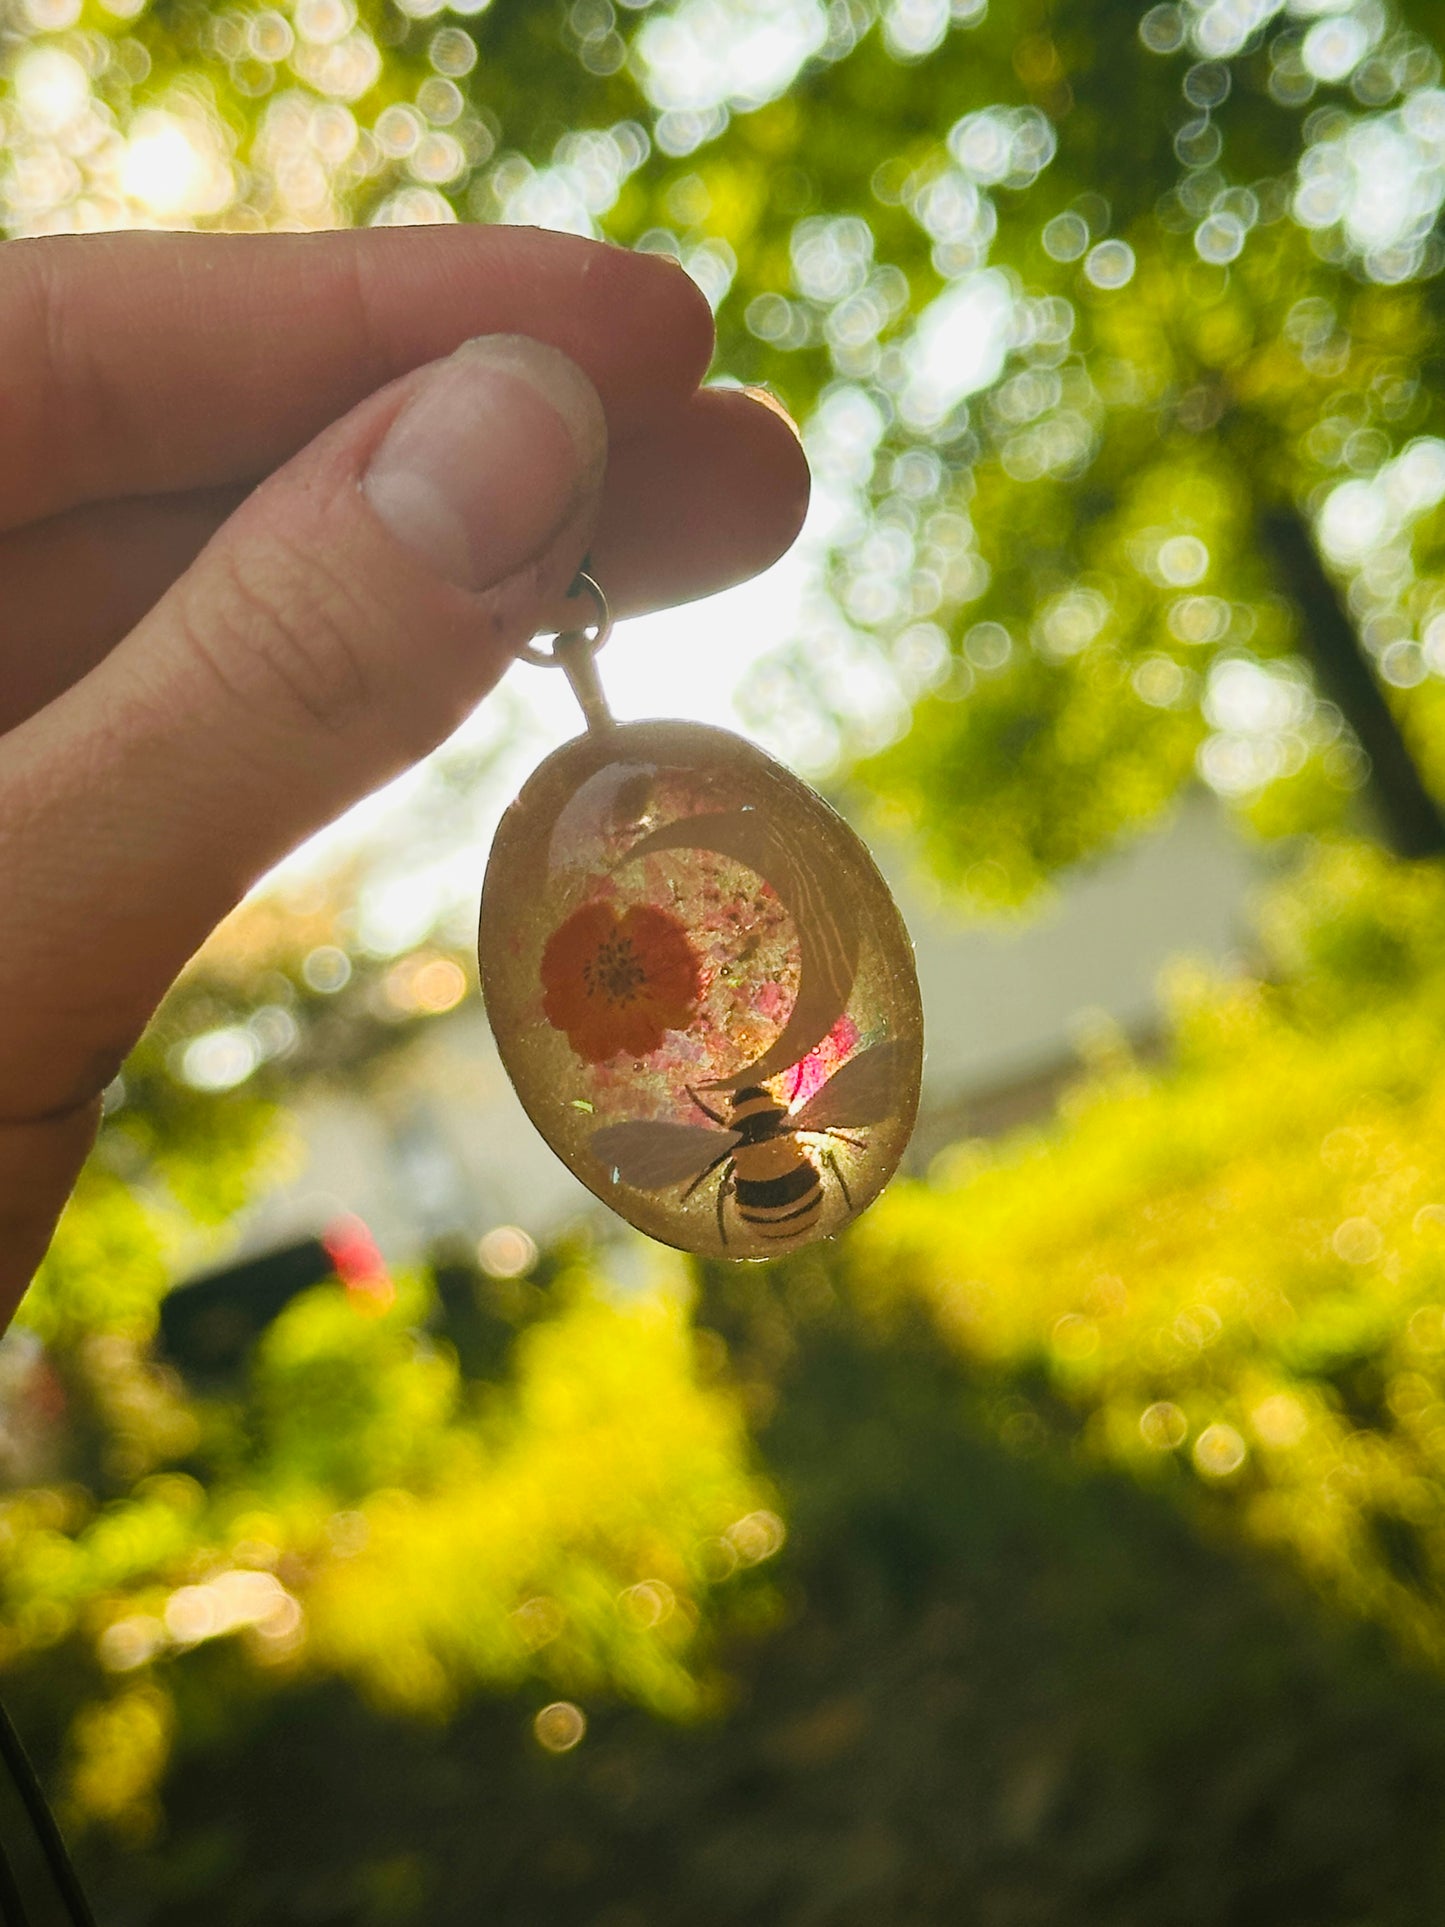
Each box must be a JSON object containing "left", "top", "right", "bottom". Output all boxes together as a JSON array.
[{"left": 0, "top": 226, "right": 810, "bottom": 1322}]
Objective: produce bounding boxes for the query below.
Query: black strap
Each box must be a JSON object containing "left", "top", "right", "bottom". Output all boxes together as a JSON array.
[
  {"left": 0, "top": 1698, "right": 96, "bottom": 1927},
  {"left": 0, "top": 1825, "right": 34, "bottom": 1927}
]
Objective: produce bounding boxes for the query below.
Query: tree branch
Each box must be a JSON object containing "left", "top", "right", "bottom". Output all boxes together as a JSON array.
[{"left": 1261, "top": 507, "right": 1445, "bottom": 860}]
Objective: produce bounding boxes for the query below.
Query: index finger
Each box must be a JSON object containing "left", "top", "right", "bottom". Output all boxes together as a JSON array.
[{"left": 4, "top": 226, "right": 715, "bottom": 529}]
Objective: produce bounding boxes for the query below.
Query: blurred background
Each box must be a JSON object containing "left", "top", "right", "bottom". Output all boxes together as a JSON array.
[{"left": 10, "top": 0, "right": 1445, "bottom": 1919}]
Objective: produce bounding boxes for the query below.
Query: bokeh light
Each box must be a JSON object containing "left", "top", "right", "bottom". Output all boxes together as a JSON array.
[
  {"left": 533, "top": 1701, "right": 587, "bottom": 1752},
  {"left": 476, "top": 1225, "right": 538, "bottom": 1278}
]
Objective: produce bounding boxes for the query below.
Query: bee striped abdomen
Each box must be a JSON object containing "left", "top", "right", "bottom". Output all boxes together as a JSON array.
[{"left": 733, "top": 1153, "right": 824, "bottom": 1241}]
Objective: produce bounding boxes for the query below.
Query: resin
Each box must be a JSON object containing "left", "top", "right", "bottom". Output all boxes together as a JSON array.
[{"left": 479, "top": 721, "right": 923, "bottom": 1260}]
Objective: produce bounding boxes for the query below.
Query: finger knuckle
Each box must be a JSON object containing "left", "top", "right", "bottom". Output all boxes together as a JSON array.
[{"left": 177, "top": 533, "right": 379, "bottom": 740}]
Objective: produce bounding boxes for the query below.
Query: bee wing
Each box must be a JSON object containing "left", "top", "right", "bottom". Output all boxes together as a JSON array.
[
  {"left": 589, "top": 1121, "right": 737, "bottom": 1191},
  {"left": 791, "top": 1038, "right": 912, "bottom": 1133}
]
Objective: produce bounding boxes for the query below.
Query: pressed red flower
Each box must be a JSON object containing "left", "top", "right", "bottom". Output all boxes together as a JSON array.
[{"left": 541, "top": 900, "right": 702, "bottom": 1064}]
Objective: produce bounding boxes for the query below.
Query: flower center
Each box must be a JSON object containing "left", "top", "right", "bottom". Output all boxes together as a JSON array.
[{"left": 585, "top": 935, "right": 646, "bottom": 1005}]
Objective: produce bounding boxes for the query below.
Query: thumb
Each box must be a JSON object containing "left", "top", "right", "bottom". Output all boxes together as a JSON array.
[{"left": 0, "top": 334, "right": 605, "bottom": 1130}]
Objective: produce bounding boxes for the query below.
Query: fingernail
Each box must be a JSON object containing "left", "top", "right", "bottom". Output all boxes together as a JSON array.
[
  {"left": 740, "top": 383, "right": 804, "bottom": 442},
  {"left": 362, "top": 335, "right": 606, "bottom": 592}
]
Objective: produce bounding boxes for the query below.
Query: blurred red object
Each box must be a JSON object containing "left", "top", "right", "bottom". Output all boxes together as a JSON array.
[{"left": 321, "top": 1215, "right": 394, "bottom": 1308}]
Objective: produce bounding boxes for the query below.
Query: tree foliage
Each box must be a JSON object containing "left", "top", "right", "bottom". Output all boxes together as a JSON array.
[{"left": 10, "top": 0, "right": 1445, "bottom": 892}]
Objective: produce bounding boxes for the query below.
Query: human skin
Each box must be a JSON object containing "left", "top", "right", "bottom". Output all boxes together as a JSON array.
[{"left": 0, "top": 225, "right": 811, "bottom": 1325}]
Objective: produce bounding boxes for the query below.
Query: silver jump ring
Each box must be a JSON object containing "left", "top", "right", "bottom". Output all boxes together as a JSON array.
[{"left": 517, "top": 572, "right": 612, "bottom": 668}]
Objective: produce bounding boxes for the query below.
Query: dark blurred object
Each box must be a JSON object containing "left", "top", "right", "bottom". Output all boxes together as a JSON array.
[
  {"left": 158, "top": 1220, "right": 389, "bottom": 1375},
  {"left": 158, "top": 1238, "right": 334, "bottom": 1375}
]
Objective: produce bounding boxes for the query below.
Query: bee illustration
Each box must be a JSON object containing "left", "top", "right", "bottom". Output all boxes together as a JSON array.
[{"left": 589, "top": 1039, "right": 909, "bottom": 1248}]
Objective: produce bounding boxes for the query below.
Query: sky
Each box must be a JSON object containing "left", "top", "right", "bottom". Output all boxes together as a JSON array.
[{"left": 261, "top": 502, "right": 827, "bottom": 960}]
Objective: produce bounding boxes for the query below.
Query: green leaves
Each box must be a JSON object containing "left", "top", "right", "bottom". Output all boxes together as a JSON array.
[{"left": 846, "top": 840, "right": 1445, "bottom": 1669}]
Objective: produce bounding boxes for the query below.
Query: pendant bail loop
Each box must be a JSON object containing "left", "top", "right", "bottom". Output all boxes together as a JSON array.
[
  {"left": 555, "top": 626, "right": 614, "bottom": 734},
  {"left": 516, "top": 571, "right": 615, "bottom": 733}
]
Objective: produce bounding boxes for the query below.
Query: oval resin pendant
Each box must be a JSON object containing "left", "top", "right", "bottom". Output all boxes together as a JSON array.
[{"left": 479, "top": 719, "right": 923, "bottom": 1260}]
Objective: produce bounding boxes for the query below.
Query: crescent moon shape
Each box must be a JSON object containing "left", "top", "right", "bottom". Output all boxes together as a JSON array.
[{"left": 619, "top": 809, "right": 859, "bottom": 1088}]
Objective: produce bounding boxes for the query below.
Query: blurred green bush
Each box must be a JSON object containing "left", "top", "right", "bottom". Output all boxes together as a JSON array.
[{"left": 7, "top": 841, "right": 1445, "bottom": 1922}]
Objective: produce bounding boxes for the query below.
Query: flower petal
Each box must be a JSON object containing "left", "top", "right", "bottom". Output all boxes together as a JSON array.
[
  {"left": 541, "top": 900, "right": 617, "bottom": 1000},
  {"left": 540, "top": 897, "right": 701, "bottom": 1064},
  {"left": 615, "top": 1004, "right": 668, "bottom": 1059},
  {"left": 621, "top": 906, "right": 702, "bottom": 1010}
]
